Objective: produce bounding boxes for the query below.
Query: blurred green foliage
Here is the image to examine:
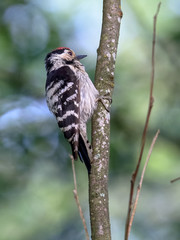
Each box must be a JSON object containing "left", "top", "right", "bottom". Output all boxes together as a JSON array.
[{"left": 0, "top": 0, "right": 180, "bottom": 239}]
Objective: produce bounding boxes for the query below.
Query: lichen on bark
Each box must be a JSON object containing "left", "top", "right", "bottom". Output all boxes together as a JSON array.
[{"left": 89, "top": 0, "right": 122, "bottom": 239}]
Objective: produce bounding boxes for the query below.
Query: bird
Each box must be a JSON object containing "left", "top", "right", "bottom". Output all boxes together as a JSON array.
[{"left": 45, "top": 47, "right": 99, "bottom": 173}]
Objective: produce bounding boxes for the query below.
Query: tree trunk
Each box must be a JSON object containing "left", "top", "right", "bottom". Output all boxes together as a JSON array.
[{"left": 89, "top": 0, "right": 122, "bottom": 239}]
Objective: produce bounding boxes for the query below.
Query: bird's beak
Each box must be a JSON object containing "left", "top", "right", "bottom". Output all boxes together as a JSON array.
[{"left": 75, "top": 55, "right": 87, "bottom": 60}]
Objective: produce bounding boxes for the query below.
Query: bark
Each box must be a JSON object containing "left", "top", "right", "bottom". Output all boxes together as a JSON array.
[{"left": 89, "top": 0, "right": 122, "bottom": 239}]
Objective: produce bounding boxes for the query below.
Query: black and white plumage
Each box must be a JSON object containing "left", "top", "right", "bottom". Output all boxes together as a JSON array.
[{"left": 45, "top": 47, "right": 99, "bottom": 173}]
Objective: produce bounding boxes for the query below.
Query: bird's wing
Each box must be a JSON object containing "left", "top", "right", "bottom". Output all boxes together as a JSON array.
[{"left": 46, "top": 66, "right": 80, "bottom": 160}]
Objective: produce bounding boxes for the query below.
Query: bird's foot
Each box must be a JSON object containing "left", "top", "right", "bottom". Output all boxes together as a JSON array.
[{"left": 97, "top": 94, "right": 112, "bottom": 112}]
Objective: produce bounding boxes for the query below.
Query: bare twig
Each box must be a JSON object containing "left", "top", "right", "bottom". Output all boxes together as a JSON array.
[
  {"left": 129, "top": 130, "right": 160, "bottom": 230},
  {"left": 125, "top": 3, "right": 161, "bottom": 240},
  {"left": 170, "top": 177, "right": 180, "bottom": 183},
  {"left": 70, "top": 155, "right": 89, "bottom": 240}
]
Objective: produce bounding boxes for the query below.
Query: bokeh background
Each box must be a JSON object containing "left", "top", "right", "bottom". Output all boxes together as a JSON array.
[{"left": 0, "top": 0, "right": 180, "bottom": 239}]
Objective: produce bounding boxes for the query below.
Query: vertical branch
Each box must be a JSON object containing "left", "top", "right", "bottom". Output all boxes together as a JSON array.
[
  {"left": 71, "top": 155, "right": 90, "bottom": 240},
  {"left": 89, "top": 0, "right": 122, "bottom": 239},
  {"left": 125, "top": 3, "right": 161, "bottom": 240},
  {"left": 128, "top": 130, "right": 160, "bottom": 233}
]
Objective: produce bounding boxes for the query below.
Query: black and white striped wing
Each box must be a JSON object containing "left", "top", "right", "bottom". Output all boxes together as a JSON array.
[{"left": 46, "top": 66, "right": 80, "bottom": 160}]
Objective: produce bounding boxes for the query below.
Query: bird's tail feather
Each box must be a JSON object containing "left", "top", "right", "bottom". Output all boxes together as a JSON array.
[{"left": 78, "top": 134, "right": 91, "bottom": 174}]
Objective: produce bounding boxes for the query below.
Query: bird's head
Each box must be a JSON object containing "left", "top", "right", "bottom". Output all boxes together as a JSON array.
[{"left": 45, "top": 47, "right": 87, "bottom": 74}]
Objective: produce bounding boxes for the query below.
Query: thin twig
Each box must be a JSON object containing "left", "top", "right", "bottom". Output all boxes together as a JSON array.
[
  {"left": 128, "top": 130, "right": 160, "bottom": 230},
  {"left": 70, "top": 155, "right": 90, "bottom": 240},
  {"left": 125, "top": 3, "right": 161, "bottom": 240},
  {"left": 170, "top": 177, "right": 180, "bottom": 183}
]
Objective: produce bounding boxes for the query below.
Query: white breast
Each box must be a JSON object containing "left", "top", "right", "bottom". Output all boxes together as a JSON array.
[{"left": 78, "top": 71, "right": 99, "bottom": 124}]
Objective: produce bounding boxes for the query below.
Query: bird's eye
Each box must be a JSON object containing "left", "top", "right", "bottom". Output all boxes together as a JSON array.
[{"left": 68, "top": 51, "right": 72, "bottom": 56}]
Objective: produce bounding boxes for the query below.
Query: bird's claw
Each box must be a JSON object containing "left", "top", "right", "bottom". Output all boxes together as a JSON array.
[{"left": 98, "top": 94, "right": 112, "bottom": 112}]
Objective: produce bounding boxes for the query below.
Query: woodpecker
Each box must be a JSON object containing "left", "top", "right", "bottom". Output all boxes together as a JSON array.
[{"left": 45, "top": 47, "right": 99, "bottom": 173}]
